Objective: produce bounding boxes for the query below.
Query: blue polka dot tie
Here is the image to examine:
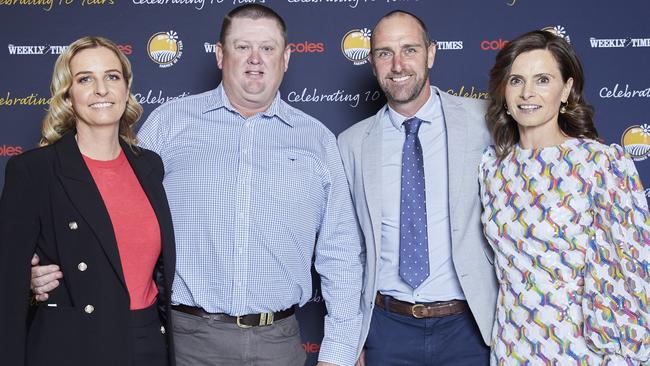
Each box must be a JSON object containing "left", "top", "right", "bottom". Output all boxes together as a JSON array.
[{"left": 399, "top": 117, "right": 429, "bottom": 288}]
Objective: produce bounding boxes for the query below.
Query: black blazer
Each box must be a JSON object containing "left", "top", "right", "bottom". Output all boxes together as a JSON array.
[{"left": 0, "top": 132, "right": 176, "bottom": 366}]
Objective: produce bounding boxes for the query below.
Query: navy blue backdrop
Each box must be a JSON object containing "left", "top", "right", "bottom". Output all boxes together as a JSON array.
[{"left": 2, "top": 1, "right": 649, "bottom": 364}]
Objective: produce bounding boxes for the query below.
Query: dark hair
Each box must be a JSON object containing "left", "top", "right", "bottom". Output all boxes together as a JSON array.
[
  {"left": 371, "top": 10, "right": 433, "bottom": 50},
  {"left": 486, "top": 30, "right": 597, "bottom": 158},
  {"left": 219, "top": 4, "right": 287, "bottom": 46}
]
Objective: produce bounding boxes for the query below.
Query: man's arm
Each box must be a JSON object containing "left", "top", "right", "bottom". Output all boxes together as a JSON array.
[{"left": 314, "top": 133, "right": 364, "bottom": 366}]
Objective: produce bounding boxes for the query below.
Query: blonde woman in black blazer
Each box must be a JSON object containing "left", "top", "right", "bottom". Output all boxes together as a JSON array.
[{"left": 0, "top": 36, "right": 175, "bottom": 366}]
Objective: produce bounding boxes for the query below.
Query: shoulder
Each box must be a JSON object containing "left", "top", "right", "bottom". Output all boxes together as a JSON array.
[
  {"left": 438, "top": 88, "right": 488, "bottom": 111},
  {"left": 479, "top": 145, "right": 498, "bottom": 170},
  {"left": 6, "top": 144, "right": 55, "bottom": 170},
  {"left": 146, "top": 89, "right": 214, "bottom": 120},
  {"left": 338, "top": 113, "right": 377, "bottom": 146},
  {"left": 280, "top": 101, "right": 336, "bottom": 140}
]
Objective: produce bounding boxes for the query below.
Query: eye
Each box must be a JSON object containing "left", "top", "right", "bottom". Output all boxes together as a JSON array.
[
  {"left": 537, "top": 75, "right": 550, "bottom": 84},
  {"left": 508, "top": 76, "right": 522, "bottom": 86},
  {"left": 261, "top": 46, "right": 274, "bottom": 53},
  {"left": 374, "top": 50, "right": 392, "bottom": 60},
  {"left": 235, "top": 44, "right": 249, "bottom": 51},
  {"left": 77, "top": 76, "right": 92, "bottom": 84},
  {"left": 404, "top": 47, "right": 417, "bottom": 55},
  {"left": 106, "top": 73, "right": 122, "bottom": 81}
]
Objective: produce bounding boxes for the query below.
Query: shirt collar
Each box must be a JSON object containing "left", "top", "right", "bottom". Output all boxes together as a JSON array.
[
  {"left": 202, "top": 83, "right": 294, "bottom": 127},
  {"left": 385, "top": 86, "right": 441, "bottom": 131}
]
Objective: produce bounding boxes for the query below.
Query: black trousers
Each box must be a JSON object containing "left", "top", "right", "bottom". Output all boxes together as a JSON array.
[{"left": 128, "top": 302, "right": 169, "bottom": 366}]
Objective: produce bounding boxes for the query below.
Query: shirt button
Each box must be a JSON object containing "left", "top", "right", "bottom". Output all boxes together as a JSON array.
[
  {"left": 84, "top": 305, "right": 95, "bottom": 314},
  {"left": 77, "top": 262, "right": 88, "bottom": 272},
  {"left": 68, "top": 221, "right": 78, "bottom": 230}
]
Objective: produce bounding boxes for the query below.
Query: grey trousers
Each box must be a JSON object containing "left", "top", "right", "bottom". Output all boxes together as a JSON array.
[{"left": 172, "top": 309, "right": 307, "bottom": 366}]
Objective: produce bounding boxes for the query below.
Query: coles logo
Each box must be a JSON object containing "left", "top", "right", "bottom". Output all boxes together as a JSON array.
[
  {"left": 341, "top": 28, "right": 371, "bottom": 65},
  {"left": 289, "top": 41, "right": 324, "bottom": 53},
  {"left": 302, "top": 342, "right": 320, "bottom": 353},
  {"left": 480, "top": 39, "right": 508, "bottom": 51},
  {"left": 0, "top": 145, "right": 23, "bottom": 157},
  {"left": 147, "top": 31, "right": 183, "bottom": 68},
  {"left": 480, "top": 26, "right": 570, "bottom": 51},
  {"left": 621, "top": 124, "right": 650, "bottom": 161}
]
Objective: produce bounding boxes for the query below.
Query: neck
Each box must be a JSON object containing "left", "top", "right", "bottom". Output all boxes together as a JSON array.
[
  {"left": 75, "top": 124, "right": 121, "bottom": 160},
  {"left": 518, "top": 124, "right": 567, "bottom": 150},
  {"left": 223, "top": 88, "right": 274, "bottom": 118}
]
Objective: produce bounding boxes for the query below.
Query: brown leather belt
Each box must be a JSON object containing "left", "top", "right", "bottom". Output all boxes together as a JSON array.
[
  {"left": 172, "top": 304, "right": 295, "bottom": 328},
  {"left": 375, "top": 293, "right": 468, "bottom": 318}
]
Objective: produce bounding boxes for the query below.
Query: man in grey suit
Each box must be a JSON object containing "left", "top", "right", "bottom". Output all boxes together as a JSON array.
[{"left": 338, "top": 10, "right": 497, "bottom": 365}]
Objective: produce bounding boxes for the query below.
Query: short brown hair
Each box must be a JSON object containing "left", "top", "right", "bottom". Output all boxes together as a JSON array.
[{"left": 219, "top": 4, "right": 287, "bottom": 46}]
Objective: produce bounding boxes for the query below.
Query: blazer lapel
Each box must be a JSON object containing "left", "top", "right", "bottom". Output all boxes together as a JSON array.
[
  {"left": 438, "top": 88, "right": 469, "bottom": 227},
  {"left": 121, "top": 143, "right": 174, "bottom": 261},
  {"left": 361, "top": 108, "right": 384, "bottom": 262},
  {"left": 55, "top": 133, "right": 127, "bottom": 291}
]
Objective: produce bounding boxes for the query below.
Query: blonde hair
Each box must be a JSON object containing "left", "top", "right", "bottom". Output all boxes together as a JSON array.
[{"left": 40, "top": 36, "right": 143, "bottom": 147}]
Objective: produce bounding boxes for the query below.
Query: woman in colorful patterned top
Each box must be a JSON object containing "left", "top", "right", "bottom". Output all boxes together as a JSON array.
[{"left": 479, "top": 30, "right": 649, "bottom": 365}]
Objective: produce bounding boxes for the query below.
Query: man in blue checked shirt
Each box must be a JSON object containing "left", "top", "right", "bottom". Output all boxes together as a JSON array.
[{"left": 29, "top": 4, "right": 364, "bottom": 366}]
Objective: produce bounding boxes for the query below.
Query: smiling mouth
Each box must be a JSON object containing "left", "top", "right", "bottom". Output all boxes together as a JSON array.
[
  {"left": 89, "top": 102, "right": 114, "bottom": 109},
  {"left": 246, "top": 71, "right": 264, "bottom": 77},
  {"left": 518, "top": 104, "right": 541, "bottom": 111},
  {"left": 389, "top": 75, "right": 411, "bottom": 82}
]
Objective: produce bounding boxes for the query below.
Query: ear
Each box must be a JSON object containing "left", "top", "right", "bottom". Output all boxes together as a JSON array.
[
  {"left": 562, "top": 77, "right": 574, "bottom": 102},
  {"left": 283, "top": 44, "right": 291, "bottom": 72},
  {"left": 216, "top": 42, "right": 224, "bottom": 70},
  {"left": 427, "top": 42, "right": 436, "bottom": 69},
  {"left": 368, "top": 53, "right": 377, "bottom": 77}
]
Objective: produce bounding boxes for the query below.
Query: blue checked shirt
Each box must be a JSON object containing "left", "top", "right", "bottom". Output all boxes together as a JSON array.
[{"left": 138, "top": 84, "right": 363, "bottom": 366}]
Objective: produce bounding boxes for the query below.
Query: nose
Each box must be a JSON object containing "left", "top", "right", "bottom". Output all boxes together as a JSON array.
[
  {"left": 520, "top": 82, "right": 535, "bottom": 99},
  {"left": 247, "top": 48, "right": 261, "bottom": 65},
  {"left": 94, "top": 79, "right": 108, "bottom": 96},
  {"left": 391, "top": 53, "right": 403, "bottom": 73}
]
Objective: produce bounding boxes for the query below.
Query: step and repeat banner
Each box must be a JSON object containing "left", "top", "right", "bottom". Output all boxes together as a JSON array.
[{"left": 1, "top": 1, "right": 649, "bottom": 364}]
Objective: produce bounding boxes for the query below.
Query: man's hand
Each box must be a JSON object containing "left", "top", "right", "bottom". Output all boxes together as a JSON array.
[
  {"left": 355, "top": 350, "right": 365, "bottom": 366},
  {"left": 30, "top": 254, "right": 63, "bottom": 301}
]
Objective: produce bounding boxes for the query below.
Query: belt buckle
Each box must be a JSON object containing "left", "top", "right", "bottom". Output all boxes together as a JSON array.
[
  {"left": 236, "top": 316, "right": 252, "bottom": 329},
  {"left": 236, "top": 312, "right": 275, "bottom": 328},
  {"left": 411, "top": 304, "right": 425, "bottom": 318}
]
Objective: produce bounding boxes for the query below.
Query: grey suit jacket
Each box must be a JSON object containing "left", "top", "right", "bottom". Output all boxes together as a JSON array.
[{"left": 338, "top": 86, "right": 498, "bottom": 353}]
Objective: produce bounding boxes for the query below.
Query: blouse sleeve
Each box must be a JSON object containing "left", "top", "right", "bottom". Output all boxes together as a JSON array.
[{"left": 583, "top": 144, "right": 650, "bottom": 364}]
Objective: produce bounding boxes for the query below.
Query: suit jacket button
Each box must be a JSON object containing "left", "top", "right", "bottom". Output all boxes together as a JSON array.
[
  {"left": 160, "top": 326, "right": 166, "bottom": 334},
  {"left": 84, "top": 305, "right": 95, "bottom": 314},
  {"left": 68, "top": 222, "right": 79, "bottom": 230},
  {"left": 78, "top": 262, "right": 88, "bottom": 272}
]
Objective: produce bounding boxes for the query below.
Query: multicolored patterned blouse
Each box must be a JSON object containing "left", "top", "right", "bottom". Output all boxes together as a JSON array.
[{"left": 479, "top": 138, "right": 650, "bottom": 365}]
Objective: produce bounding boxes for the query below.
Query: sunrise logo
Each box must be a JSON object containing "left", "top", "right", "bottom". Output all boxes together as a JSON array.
[
  {"left": 621, "top": 124, "right": 650, "bottom": 161},
  {"left": 147, "top": 31, "right": 183, "bottom": 68},
  {"left": 341, "top": 28, "right": 371, "bottom": 65}
]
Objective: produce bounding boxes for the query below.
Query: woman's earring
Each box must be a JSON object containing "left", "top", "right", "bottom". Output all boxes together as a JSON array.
[
  {"left": 560, "top": 101, "right": 567, "bottom": 114},
  {"left": 504, "top": 104, "right": 511, "bottom": 115}
]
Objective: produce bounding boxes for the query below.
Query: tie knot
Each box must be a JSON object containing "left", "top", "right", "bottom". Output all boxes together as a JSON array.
[{"left": 403, "top": 117, "right": 423, "bottom": 136}]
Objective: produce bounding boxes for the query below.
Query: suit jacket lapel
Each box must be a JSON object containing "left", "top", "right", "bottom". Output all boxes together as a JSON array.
[
  {"left": 361, "top": 108, "right": 384, "bottom": 263},
  {"left": 438, "top": 88, "right": 469, "bottom": 227},
  {"left": 121, "top": 142, "right": 174, "bottom": 265},
  {"left": 55, "top": 132, "right": 127, "bottom": 291}
]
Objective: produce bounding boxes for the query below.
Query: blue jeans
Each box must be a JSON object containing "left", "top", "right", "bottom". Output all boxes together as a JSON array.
[{"left": 364, "top": 304, "right": 489, "bottom": 366}]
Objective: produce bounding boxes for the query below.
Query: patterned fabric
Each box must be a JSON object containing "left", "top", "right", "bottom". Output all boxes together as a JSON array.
[
  {"left": 399, "top": 117, "right": 430, "bottom": 288},
  {"left": 479, "top": 138, "right": 650, "bottom": 365},
  {"left": 137, "top": 83, "right": 364, "bottom": 366}
]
